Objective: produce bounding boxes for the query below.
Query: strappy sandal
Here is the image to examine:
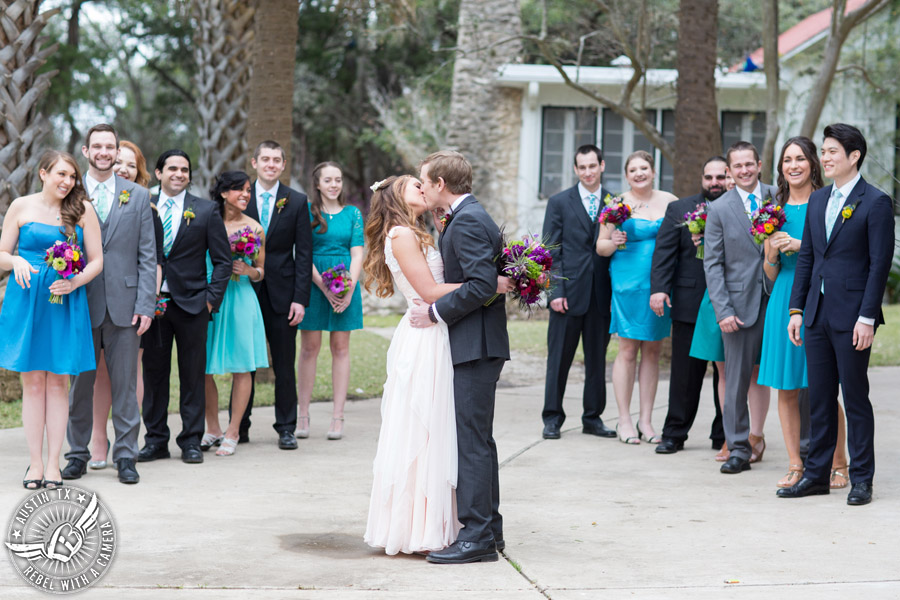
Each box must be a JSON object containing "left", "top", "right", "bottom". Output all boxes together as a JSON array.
[
  {"left": 23, "top": 467, "right": 42, "bottom": 490},
  {"left": 830, "top": 464, "right": 849, "bottom": 489},
  {"left": 327, "top": 417, "right": 344, "bottom": 440},
  {"left": 43, "top": 477, "right": 63, "bottom": 490},
  {"left": 637, "top": 425, "right": 662, "bottom": 444},
  {"left": 777, "top": 464, "right": 803, "bottom": 488},
  {"left": 215, "top": 438, "right": 238, "bottom": 456},
  {"left": 295, "top": 416, "right": 310, "bottom": 439},
  {"left": 616, "top": 425, "right": 640, "bottom": 445},
  {"left": 201, "top": 433, "right": 224, "bottom": 451},
  {"left": 749, "top": 433, "right": 766, "bottom": 463},
  {"left": 715, "top": 442, "right": 730, "bottom": 462}
]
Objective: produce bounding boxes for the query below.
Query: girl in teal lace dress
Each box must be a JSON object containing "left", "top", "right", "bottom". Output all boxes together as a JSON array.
[{"left": 297, "top": 162, "right": 364, "bottom": 440}]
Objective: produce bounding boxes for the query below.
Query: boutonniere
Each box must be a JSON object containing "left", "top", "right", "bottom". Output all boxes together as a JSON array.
[
  {"left": 276, "top": 197, "right": 287, "bottom": 213},
  {"left": 118, "top": 190, "right": 130, "bottom": 206},
  {"left": 603, "top": 193, "right": 615, "bottom": 206},
  {"left": 440, "top": 212, "right": 452, "bottom": 229},
  {"left": 184, "top": 206, "right": 195, "bottom": 225},
  {"left": 841, "top": 202, "right": 858, "bottom": 223}
]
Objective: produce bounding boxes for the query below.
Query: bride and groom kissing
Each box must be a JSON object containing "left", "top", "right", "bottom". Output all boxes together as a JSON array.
[{"left": 363, "top": 150, "right": 513, "bottom": 563}]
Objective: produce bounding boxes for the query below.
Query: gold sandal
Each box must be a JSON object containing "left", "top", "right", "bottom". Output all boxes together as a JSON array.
[
  {"left": 749, "top": 433, "right": 766, "bottom": 463},
  {"left": 777, "top": 464, "right": 803, "bottom": 488},
  {"left": 830, "top": 464, "right": 849, "bottom": 489}
]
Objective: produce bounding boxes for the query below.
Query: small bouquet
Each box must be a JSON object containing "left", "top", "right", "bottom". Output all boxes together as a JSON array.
[
  {"left": 154, "top": 295, "right": 169, "bottom": 318},
  {"left": 748, "top": 199, "right": 789, "bottom": 253},
  {"left": 487, "top": 234, "right": 558, "bottom": 310},
  {"left": 679, "top": 203, "right": 708, "bottom": 259},
  {"left": 44, "top": 236, "right": 86, "bottom": 304},
  {"left": 321, "top": 263, "right": 352, "bottom": 299},
  {"left": 598, "top": 196, "right": 632, "bottom": 250},
  {"left": 228, "top": 226, "right": 262, "bottom": 281}
]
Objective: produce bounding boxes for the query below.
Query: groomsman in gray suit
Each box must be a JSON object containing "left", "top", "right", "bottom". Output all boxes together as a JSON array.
[
  {"left": 63, "top": 124, "right": 156, "bottom": 484},
  {"left": 704, "top": 141, "right": 776, "bottom": 475}
]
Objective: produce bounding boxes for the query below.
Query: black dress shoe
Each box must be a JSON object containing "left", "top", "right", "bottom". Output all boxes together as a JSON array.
[
  {"left": 542, "top": 424, "right": 560, "bottom": 439},
  {"left": 181, "top": 446, "right": 204, "bottom": 464},
  {"left": 776, "top": 477, "right": 829, "bottom": 498},
  {"left": 116, "top": 458, "right": 140, "bottom": 484},
  {"left": 61, "top": 458, "right": 87, "bottom": 480},
  {"left": 137, "top": 444, "right": 170, "bottom": 462},
  {"left": 847, "top": 482, "right": 873, "bottom": 506},
  {"left": 278, "top": 431, "right": 298, "bottom": 450},
  {"left": 426, "top": 540, "right": 498, "bottom": 564},
  {"left": 655, "top": 438, "right": 684, "bottom": 454},
  {"left": 720, "top": 455, "right": 751, "bottom": 474},
  {"left": 582, "top": 421, "right": 616, "bottom": 438}
]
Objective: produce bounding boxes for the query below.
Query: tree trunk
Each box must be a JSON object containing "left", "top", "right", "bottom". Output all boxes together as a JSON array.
[
  {"left": 447, "top": 0, "right": 523, "bottom": 223},
  {"left": 246, "top": 0, "right": 298, "bottom": 186},
  {"left": 673, "top": 0, "right": 720, "bottom": 198},
  {"left": 760, "top": 0, "right": 780, "bottom": 184}
]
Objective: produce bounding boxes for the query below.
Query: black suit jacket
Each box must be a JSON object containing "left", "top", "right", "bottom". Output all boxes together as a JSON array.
[
  {"left": 790, "top": 177, "right": 894, "bottom": 331},
  {"left": 650, "top": 192, "right": 713, "bottom": 323},
  {"left": 154, "top": 192, "right": 231, "bottom": 315},
  {"left": 541, "top": 185, "right": 611, "bottom": 317},
  {"left": 433, "top": 196, "right": 510, "bottom": 365},
  {"left": 244, "top": 181, "right": 313, "bottom": 312}
]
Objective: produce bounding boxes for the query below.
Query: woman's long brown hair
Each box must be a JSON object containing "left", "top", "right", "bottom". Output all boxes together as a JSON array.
[
  {"left": 363, "top": 175, "right": 434, "bottom": 298},
  {"left": 775, "top": 136, "right": 824, "bottom": 206},
  {"left": 309, "top": 161, "right": 343, "bottom": 235},
  {"left": 38, "top": 150, "right": 88, "bottom": 239}
]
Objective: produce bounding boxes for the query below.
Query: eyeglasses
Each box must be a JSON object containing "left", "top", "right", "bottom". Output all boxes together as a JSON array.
[{"left": 703, "top": 175, "right": 727, "bottom": 181}]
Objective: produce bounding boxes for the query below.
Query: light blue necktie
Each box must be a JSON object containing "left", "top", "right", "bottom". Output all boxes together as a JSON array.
[
  {"left": 748, "top": 192, "right": 758, "bottom": 213},
  {"left": 162, "top": 198, "right": 175, "bottom": 256},
  {"left": 825, "top": 188, "right": 843, "bottom": 240},
  {"left": 587, "top": 194, "right": 599, "bottom": 221},
  {"left": 260, "top": 192, "right": 272, "bottom": 232},
  {"left": 94, "top": 183, "right": 111, "bottom": 222}
]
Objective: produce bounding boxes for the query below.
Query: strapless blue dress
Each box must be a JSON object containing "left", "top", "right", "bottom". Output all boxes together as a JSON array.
[
  {"left": 609, "top": 218, "right": 671, "bottom": 341},
  {"left": 0, "top": 222, "right": 95, "bottom": 375}
]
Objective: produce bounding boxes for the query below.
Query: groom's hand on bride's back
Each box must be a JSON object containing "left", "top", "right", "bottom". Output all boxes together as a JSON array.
[{"left": 409, "top": 299, "right": 435, "bottom": 328}]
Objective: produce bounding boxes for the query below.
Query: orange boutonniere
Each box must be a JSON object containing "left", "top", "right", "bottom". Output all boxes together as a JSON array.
[
  {"left": 276, "top": 197, "right": 287, "bottom": 213},
  {"left": 118, "top": 190, "right": 130, "bottom": 206},
  {"left": 841, "top": 203, "right": 857, "bottom": 223},
  {"left": 184, "top": 207, "right": 195, "bottom": 225}
]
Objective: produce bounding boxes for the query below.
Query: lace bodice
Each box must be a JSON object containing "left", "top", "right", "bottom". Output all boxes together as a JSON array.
[{"left": 384, "top": 226, "right": 444, "bottom": 308}]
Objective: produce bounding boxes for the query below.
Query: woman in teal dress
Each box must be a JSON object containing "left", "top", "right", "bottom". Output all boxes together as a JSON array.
[
  {"left": 0, "top": 150, "right": 103, "bottom": 489},
  {"left": 596, "top": 151, "right": 674, "bottom": 445},
  {"left": 757, "top": 137, "right": 849, "bottom": 489},
  {"left": 201, "top": 171, "right": 269, "bottom": 456},
  {"left": 297, "top": 162, "right": 364, "bottom": 440}
]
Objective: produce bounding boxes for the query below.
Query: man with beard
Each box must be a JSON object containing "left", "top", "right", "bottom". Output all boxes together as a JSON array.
[{"left": 650, "top": 156, "right": 727, "bottom": 454}]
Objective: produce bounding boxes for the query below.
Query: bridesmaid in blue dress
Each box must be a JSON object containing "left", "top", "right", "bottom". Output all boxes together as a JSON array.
[
  {"left": 202, "top": 171, "right": 269, "bottom": 456},
  {"left": 0, "top": 150, "right": 103, "bottom": 489},
  {"left": 757, "top": 137, "right": 849, "bottom": 489},
  {"left": 297, "top": 162, "right": 364, "bottom": 440},
  {"left": 596, "top": 151, "right": 675, "bottom": 445}
]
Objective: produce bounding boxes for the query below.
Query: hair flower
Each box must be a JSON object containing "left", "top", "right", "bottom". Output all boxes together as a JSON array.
[
  {"left": 118, "top": 190, "right": 130, "bottom": 206},
  {"left": 370, "top": 179, "right": 388, "bottom": 193}
]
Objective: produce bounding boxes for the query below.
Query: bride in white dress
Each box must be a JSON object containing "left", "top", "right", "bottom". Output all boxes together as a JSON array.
[{"left": 362, "top": 175, "right": 509, "bottom": 555}]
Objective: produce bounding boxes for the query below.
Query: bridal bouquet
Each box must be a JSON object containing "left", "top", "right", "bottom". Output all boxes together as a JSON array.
[
  {"left": 228, "top": 226, "right": 262, "bottom": 281},
  {"left": 321, "top": 263, "right": 352, "bottom": 298},
  {"left": 598, "top": 196, "right": 631, "bottom": 250},
  {"left": 44, "top": 236, "right": 87, "bottom": 304},
  {"left": 488, "top": 234, "right": 557, "bottom": 310},
  {"left": 748, "top": 199, "right": 789, "bottom": 252},
  {"left": 679, "top": 203, "right": 708, "bottom": 259}
]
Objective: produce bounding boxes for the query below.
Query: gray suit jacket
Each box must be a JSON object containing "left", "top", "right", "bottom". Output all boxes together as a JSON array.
[
  {"left": 703, "top": 184, "right": 776, "bottom": 327},
  {"left": 83, "top": 175, "right": 157, "bottom": 328}
]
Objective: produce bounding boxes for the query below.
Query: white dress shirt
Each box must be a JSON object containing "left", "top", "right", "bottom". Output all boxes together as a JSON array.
[
  {"left": 85, "top": 173, "right": 116, "bottom": 216},
  {"left": 255, "top": 180, "right": 280, "bottom": 221},
  {"left": 159, "top": 190, "right": 187, "bottom": 293},
  {"left": 735, "top": 182, "right": 763, "bottom": 214},
  {"left": 578, "top": 182, "right": 603, "bottom": 217}
]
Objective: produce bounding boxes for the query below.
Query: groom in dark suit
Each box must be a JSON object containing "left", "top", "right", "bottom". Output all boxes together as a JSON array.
[
  {"left": 235, "top": 140, "right": 312, "bottom": 449},
  {"left": 139, "top": 150, "right": 231, "bottom": 465},
  {"left": 779, "top": 123, "right": 894, "bottom": 505},
  {"left": 410, "top": 150, "right": 510, "bottom": 564},
  {"left": 540, "top": 144, "right": 615, "bottom": 440}
]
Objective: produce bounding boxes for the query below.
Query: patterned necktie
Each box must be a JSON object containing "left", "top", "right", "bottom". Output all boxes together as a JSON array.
[
  {"left": 95, "top": 183, "right": 111, "bottom": 222},
  {"left": 588, "top": 194, "right": 599, "bottom": 221},
  {"left": 825, "top": 188, "right": 843, "bottom": 240},
  {"left": 162, "top": 198, "right": 175, "bottom": 256},
  {"left": 260, "top": 191, "right": 272, "bottom": 232},
  {"left": 748, "top": 193, "right": 758, "bottom": 213}
]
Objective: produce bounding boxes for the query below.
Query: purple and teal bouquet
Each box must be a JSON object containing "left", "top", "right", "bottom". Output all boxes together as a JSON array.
[
  {"left": 154, "top": 295, "right": 169, "bottom": 318},
  {"left": 488, "top": 234, "right": 558, "bottom": 309},
  {"left": 679, "top": 203, "right": 708, "bottom": 259},
  {"left": 321, "top": 263, "right": 352, "bottom": 299},
  {"left": 748, "top": 199, "right": 787, "bottom": 249},
  {"left": 228, "top": 226, "right": 262, "bottom": 281},
  {"left": 44, "top": 236, "right": 86, "bottom": 304},
  {"left": 598, "top": 196, "right": 632, "bottom": 250}
]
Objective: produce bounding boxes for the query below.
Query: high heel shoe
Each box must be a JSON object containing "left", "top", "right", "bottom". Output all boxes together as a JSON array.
[
  {"left": 749, "top": 433, "right": 766, "bottom": 463},
  {"left": 616, "top": 424, "right": 640, "bottom": 445},
  {"left": 636, "top": 424, "right": 662, "bottom": 445},
  {"left": 327, "top": 417, "right": 344, "bottom": 440},
  {"left": 295, "top": 416, "right": 310, "bottom": 439},
  {"left": 89, "top": 440, "right": 111, "bottom": 470},
  {"left": 715, "top": 442, "right": 730, "bottom": 462},
  {"left": 23, "top": 467, "right": 42, "bottom": 490}
]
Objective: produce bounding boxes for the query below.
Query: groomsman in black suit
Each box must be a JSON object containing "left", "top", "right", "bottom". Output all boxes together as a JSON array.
[
  {"left": 237, "top": 140, "right": 312, "bottom": 450},
  {"left": 780, "top": 123, "right": 894, "bottom": 505},
  {"left": 650, "top": 156, "right": 726, "bottom": 454},
  {"left": 541, "top": 144, "right": 616, "bottom": 440},
  {"left": 139, "top": 150, "right": 231, "bottom": 464}
]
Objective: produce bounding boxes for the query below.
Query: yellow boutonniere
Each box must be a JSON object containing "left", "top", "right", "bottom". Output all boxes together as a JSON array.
[
  {"left": 184, "top": 207, "right": 196, "bottom": 225},
  {"left": 841, "top": 203, "right": 857, "bottom": 223},
  {"left": 276, "top": 197, "right": 288, "bottom": 213},
  {"left": 118, "top": 190, "right": 130, "bottom": 206}
]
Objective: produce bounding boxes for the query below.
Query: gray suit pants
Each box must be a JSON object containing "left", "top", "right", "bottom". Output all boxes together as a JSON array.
[
  {"left": 67, "top": 313, "right": 141, "bottom": 461},
  {"left": 721, "top": 300, "right": 766, "bottom": 461}
]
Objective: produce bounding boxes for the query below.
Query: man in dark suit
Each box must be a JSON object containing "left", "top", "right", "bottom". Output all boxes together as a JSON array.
[
  {"left": 409, "top": 150, "right": 510, "bottom": 564},
  {"left": 234, "top": 140, "right": 312, "bottom": 450},
  {"left": 540, "top": 144, "right": 615, "bottom": 440},
  {"left": 650, "top": 156, "right": 726, "bottom": 454},
  {"left": 779, "top": 123, "right": 894, "bottom": 505},
  {"left": 139, "top": 150, "right": 231, "bottom": 465}
]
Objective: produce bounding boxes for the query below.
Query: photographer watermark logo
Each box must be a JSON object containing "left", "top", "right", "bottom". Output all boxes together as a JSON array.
[{"left": 5, "top": 486, "right": 116, "bottom": 594}]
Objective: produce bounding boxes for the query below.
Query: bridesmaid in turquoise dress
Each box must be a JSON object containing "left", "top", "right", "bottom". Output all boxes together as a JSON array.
[
  {"left": 297, "top": 162, "right": 364, "bottom": 440},
  {"left": 596, "top": 151, "right": 674, "bottom": 445},
  {"left": 0, "top": 150, "right": 102, "bottom": 489},
  {"left": 202, "top": 172, "right": 269, "bottom": 456}
]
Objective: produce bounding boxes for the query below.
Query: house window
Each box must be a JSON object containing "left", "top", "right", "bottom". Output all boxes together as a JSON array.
[
  {"left": 539, "top": 107, "right": 598, "bottom": 198},
  {"left": 601, "top": 110, "right": 656, "bottom": 194},
  {"left": 721, "top": 111, "right": 767, "bottom": 153}
]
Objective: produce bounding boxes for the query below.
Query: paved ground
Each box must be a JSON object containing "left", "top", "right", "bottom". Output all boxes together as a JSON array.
[{"left": 1, "top": 366, "right": 899, "bottom": 599}]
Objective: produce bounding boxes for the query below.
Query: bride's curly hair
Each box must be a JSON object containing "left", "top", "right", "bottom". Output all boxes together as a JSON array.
[{"left": 363, "top": 175, "right": 434, "bottom": 298}]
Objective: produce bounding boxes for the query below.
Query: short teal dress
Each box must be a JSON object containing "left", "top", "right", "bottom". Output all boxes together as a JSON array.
[
  {"left": 757, "top": 203, "right": 808, "bottom": 390},
  {"left": 689, "top": 290, "right": 724, "bottom": 362},
  {"left": 0, "top": 223, "right": 95, "bottom": 375},
  {"left": 609, "top": 218, "right": 671, "bottom": 341},
  {"left": 298, "top": 205, "right": 364, "bottom": 332},
  {"left": 205, "top": 255, "right": 269, "bottom": 374}
]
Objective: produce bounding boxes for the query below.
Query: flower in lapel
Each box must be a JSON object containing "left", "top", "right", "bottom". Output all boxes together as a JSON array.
[
  {"left": 183, "top": 206, "right": 196, "bottom": 225},
  {"left": 276, "top": 197, "right": 288, "bottom": 213},
  {"left": 118, "top": 190, "right": 130, "bottom": 207},
  {"left": 440, "top": 212, "right": 452, "bottom": 229},
  {"left": 841, "top": 202, "right": 858, "bottom": 223}
]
